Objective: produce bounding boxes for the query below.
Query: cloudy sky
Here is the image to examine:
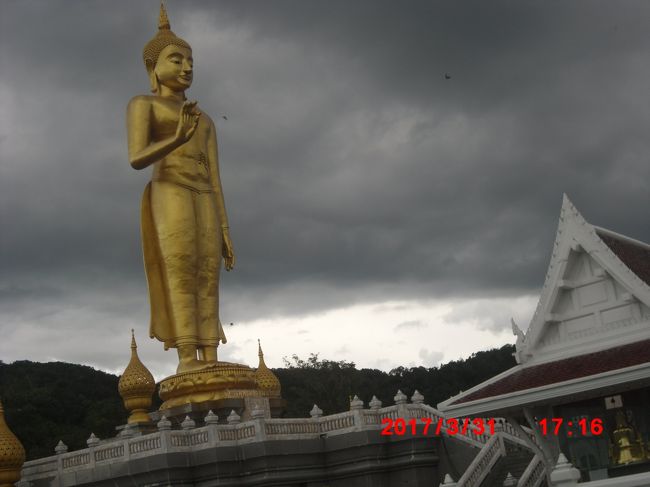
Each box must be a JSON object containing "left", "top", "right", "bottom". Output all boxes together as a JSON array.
[{"left": 1, "top": 1, "right": 648, "bottom": 381}]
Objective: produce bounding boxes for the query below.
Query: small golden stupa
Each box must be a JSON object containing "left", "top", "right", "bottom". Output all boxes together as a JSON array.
[
  {"left": 255, "top": 340, "right": 281, "bottom": 398},
  {"left": 0, "top": 399, "right": 26, "bottom": 487},
  {"left": 118, "top": 330, "right": 156, "bottom": 424}
]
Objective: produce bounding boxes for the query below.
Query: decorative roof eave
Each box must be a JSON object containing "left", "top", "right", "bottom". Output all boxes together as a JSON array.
[
  {"left": 437, "top": 361, "right": 650, "bottom": 418},
  {"left": 521, "top": 194, "right": 650, "bottom": 359},
  {"left": 437, "top": 364, "right": 523, "bottom": 411},
  {"left": 587, "top": 230, "right": 650, "bottom": 306},
  {"left": 594, "top": 226, "right": 650, "bottom": 253}
]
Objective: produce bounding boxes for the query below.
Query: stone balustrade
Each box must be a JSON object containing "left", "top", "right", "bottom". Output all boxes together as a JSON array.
[{"left": 17, "top": 392, "right": 537, "bottom": 487}]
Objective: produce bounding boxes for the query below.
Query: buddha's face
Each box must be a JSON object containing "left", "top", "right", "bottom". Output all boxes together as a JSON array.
[{"left": 153, "top": 44, "right": 193, "bottom": 92}]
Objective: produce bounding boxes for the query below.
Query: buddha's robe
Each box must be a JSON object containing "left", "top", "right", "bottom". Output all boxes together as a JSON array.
[{"left": 140, "top": 120, "right": 227, "bottom": 350}]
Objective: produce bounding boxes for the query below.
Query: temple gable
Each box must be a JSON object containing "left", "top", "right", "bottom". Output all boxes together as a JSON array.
[{"left": 516, "top": 195, "right": 650, "bottom": 365}]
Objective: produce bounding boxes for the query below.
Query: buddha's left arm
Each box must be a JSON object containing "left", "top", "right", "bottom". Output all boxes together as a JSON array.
[
  {"left": 207, "top": 120, "right": 228, "bottom": 227},
  {"left": 207, "top": 118, "right": 235, "bottom": 270}
]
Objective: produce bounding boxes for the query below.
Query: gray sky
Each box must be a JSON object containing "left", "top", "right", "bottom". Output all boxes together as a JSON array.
[{"left": 1, "top": 1, "right": 648, "bottom": 379}]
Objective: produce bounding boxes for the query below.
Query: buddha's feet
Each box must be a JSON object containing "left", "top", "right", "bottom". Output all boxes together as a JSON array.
[
  {"left": 176, "top": 345, "right": 218, "bottom": 373},
  {"left": 176, "top": 358, "right": 215, "bottom": 374}
]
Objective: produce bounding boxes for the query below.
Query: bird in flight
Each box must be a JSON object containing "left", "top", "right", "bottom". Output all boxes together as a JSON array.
[{"left": 444, "top": 73, "right": 451, "bottom": 80}]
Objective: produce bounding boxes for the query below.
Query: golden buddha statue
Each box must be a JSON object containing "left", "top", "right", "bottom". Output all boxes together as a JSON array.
[{"left": 127, "top": 3, "right": 234, "bottom": 373}]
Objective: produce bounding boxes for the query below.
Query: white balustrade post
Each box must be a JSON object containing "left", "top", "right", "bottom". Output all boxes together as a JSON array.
[
  {"left": 349, "top": 395, "right": 365, "bottom": 431},
  {"left": 181, "top": 416, "right": 196, "bottom": 430},
  {"left": 394, "top": 390, "right": 408, "bottom": 419},
  {"left": 55, "top": 440, "right": 67, "bottom": 478},
  {"left": 310, "top": 404, "right": 323, "bottom": 418},
  {"left": 369, "top": 396, "right": 382, "bottom": 410},
  {"left": 87, "top": 433, "right": 99, "bottom": 469},
  {"left": 549, "top": 453, "right": 580, "bottom": 487},
  {"left": 204, "top": 410, "right": 219, "bottom": 447},
  {"left": 227, "top": 410, "right": 241, "bottom": 425},
  {"left": 494, "top": 419, "right": 507, "bottom": 455},
  {"left": 251, "top": 407, "right": 267, "bottom": 441},
  {"left": 157, "top": 415, "right": 172, "bottom": 453}
]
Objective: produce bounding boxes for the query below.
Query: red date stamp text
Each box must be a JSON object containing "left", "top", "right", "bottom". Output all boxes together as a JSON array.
[{"left": 380, "top": 417, "right": 496, "bottom": 436}]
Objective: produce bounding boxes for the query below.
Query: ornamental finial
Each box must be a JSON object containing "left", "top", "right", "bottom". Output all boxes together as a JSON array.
[
  {"left": 159, "top": 1, "right": 171, "bottom": 30},
  {"left": 254, "top": 340, "right": 281, "bottom": 397}
]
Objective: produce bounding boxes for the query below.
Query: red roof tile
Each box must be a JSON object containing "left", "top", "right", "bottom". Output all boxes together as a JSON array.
[
  {"left": 451, "top": 339, "right": 650, "bottom": 405},
  {"left": 598, "top": 232, "right": 650, "bottom": 286}
]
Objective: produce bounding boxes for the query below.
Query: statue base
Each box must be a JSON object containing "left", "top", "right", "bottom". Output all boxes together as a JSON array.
[{"left": 157, "top": 361, "right": 282, "bottom": 412}]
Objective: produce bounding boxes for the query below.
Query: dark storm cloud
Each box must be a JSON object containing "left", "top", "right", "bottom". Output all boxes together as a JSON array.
[
  {"left": 188, "top": 0, "right": 650, "bottom": 293},
  {"left": 1, "top": 0, "right": 649, "bottom": 345}
]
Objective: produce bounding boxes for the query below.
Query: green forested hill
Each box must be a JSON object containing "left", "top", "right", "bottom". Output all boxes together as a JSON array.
[
  {"left": 0, "top": 361, "right": 126, "bottom": 459},
  {"left": 0, "top": 344, "right": 515, "bottom": 460}
]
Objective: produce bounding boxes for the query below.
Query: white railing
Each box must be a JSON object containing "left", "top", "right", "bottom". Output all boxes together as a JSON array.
[
  {"left": 378, "top": 405, "right": 400, "bottom": 421},
  {"left": 417, "top": 404, "right": 491, "bottom": 448},
  {"left": 456, "top": 434, "right": 504, "bottom": 487},
  {"left": 61, "top": 452, "right": 90, "bottom": 469},
  {"left": 319, "top": 410, "right": 355, "bottom": 432},
  {"left": 517, "top": 454, "right": 545, "bottom": 487},
  {"left": 129, "top": 436, "right": 161, "bottom": 454},
  {"left": 449, "top": 421, "right": 546, "bottom": 487},
  {"left": 94, "top": 444, "right": 124, "bottom": 462},
  {"left": 264, "top": 419, "right": 319, "bottom": 435}
]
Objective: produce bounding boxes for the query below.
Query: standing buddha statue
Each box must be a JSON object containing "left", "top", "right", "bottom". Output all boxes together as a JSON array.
[{"left": 126, "top": 3, "right": 235, "bottom": 374}]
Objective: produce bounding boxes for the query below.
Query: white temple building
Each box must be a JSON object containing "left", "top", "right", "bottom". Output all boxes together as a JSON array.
[{"left": 439, "top": 194, "right": 650, "bottom": 484}]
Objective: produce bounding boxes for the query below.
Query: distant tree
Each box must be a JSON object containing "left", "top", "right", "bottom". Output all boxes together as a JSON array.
[
  {"left": 276, "top": 354, "right": 358, "bottom": 416},
  {"left": 275, "top": 345, "right": 516, "bottom": 417}
]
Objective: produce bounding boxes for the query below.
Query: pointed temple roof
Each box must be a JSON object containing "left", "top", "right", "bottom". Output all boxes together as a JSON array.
[{"left": 438, "top": 195, "right": 650, "bottom": 417}]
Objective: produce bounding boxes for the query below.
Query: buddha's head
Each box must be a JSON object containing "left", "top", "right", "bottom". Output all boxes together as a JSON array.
[{"left": 143, "top": 2, "right": 193, "bottom": 94}]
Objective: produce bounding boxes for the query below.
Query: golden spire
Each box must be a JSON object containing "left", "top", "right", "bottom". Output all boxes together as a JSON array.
[
  {"left": 0, "top": 399, "right": 26, "bottom": 487},
  {"left": 158, "top": 1, "right": 171, "bottom": 30},
  {"left": 258, "top": 339, "right": 265, "bottom": 363},
  {"left": 118, "top": 330, "right": 156, "bottom": 424},
  {"left": 254, "top": 340, "right": 281, "bottom": 397}
]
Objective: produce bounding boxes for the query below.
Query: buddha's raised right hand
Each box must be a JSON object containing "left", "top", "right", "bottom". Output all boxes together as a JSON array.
[{"left": 175, "top": 100, "right": 200, "bottom": 144}]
